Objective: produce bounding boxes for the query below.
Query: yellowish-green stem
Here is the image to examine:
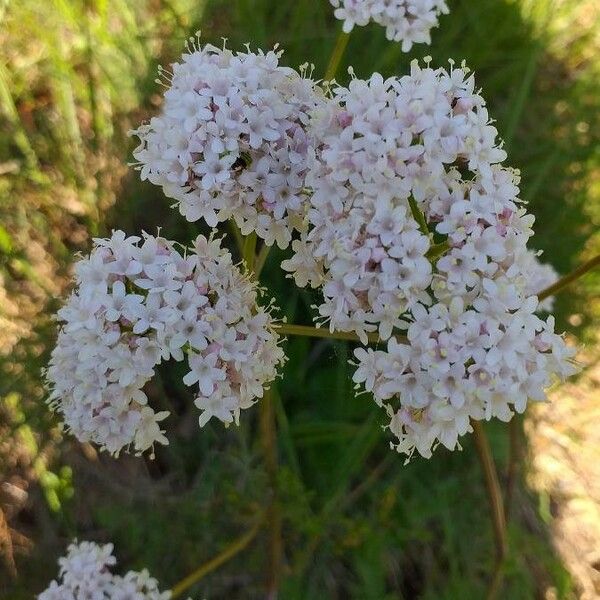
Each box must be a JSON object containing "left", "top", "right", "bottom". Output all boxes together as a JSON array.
[
  {"left": 242, "top": 232, "right": 257, "bottom": 271},
  {"left": 170, "top": 516, "right": 264, "bottom": 599},
  {"left": 274, "top": 323, "right": 410, "bottom": 346},
  {"left": 471, "top": 420, "right": 507, "bottom": 599},
  {"left": 538, "top": 252, "right": 600, "bottom": 301},
  {"left": 274, "top": 323, "right": 384, "bottom": 344},
  {"left": 254, "top": 243, "right": 272, "bottom": 279},
  {"left": 325, "top": 30, "right": 350, "bottom": 81}
]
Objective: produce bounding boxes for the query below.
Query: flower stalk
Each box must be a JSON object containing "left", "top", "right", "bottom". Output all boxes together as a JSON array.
[
  {"left": 471, "top": 420, "right": 507, "bottom": 599},
  {"left": 243, "top": 234, "right": 282, "bottom": 598},
  {"left": 325, "top": 30, "right": 350, "bottom": 81},
  {"left": 538, "top": 252, "right": 600, "bottom": 301},
  {"left": 170, "top": 516, "right": 264, "bottom": 599}
]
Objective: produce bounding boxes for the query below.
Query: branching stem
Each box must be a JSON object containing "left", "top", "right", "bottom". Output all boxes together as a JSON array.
[
  {"left": 538, "top": 253, "right": 600, "bottom": 301},
  {"left": 274, "top": 323, "right": 386, "bottom": 344}
]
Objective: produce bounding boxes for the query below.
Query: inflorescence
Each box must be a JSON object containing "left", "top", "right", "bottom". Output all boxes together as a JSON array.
[
  {"left": 130, "top": 40, "right": 324, "bottom": 249},
  {"left": 38, "top": 541, "right": 172, "bottom": 600},
  {"left": 329, "top": 0, "right": 449, "bottom": 51},
  {"left": 287, "top": 60, "right": 576, "bottom": 458},
  {"left": 45, "top": 231, "right": 284, "bottom": 456},
  {"left": 48, "top": 38, "right": 577, "bottom": 461}
]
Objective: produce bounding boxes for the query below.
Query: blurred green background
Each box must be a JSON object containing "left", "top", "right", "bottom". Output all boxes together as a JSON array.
[{"left": 1, "top": 0, "right": 599, "bottom": 598}]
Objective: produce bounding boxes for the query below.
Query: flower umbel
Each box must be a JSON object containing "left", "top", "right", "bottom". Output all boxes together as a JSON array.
[
  {"left": 130, "top": 39, "right": 324, "bottom": 249},
  {"left": 310, "top": 62, "right": 580, "bottom": 459},
  {"left": 38, "top": 540, "right": 172, "bottom": 600},
  {"left": 329, "top": 0, "right": 449, "bottom": 52},
  {"left": 45, "top": 231, "right": 285, "bottom": 457}
]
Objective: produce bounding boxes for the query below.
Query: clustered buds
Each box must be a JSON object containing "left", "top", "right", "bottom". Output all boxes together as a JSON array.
[
  {"left": 45, "top": 231, "right": 284, "bottom": 456},
  {"left": 38, "top": 541, "right": 171, "bottom": 599},
  {"left": 329, "top": 0, "right": 449, "bottom": 51},
  {"left": 130, "top": 40, "right": 324, "bottom": 249}
]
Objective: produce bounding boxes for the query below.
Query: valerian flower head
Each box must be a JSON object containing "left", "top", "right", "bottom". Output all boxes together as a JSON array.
[
  {"left": 329, "top": 0, "right": 449, "bottom": 52},
  {"left": 284, "top": 62, "right": 507, "bottom": 342},
  {"left": 38, "top": 540, "right": 172, "bottom": 600},
  {"left": 353, "top": 295, "right": 576, "bottom": 460},
  {"left": 130, "top": 38, "right": 324, "bottom": 249},
  {"left": 45, "top": 230, "right": 285, "bottom": 457},
  {"left": 321, "top": 62, "right": 580, "bottom": 459}
]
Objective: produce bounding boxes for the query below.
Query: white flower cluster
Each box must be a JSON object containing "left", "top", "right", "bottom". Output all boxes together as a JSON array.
[
  {"left": 283, "top": 64, "right": 507, "bottom": 342},
  {"left": 130, "top": 40, "right": 323, "bottom": 249},
  {"left": 354, "top": 296, "right": 575, "bottom": 459},
  {"left": 303, "top": 63, "right": 579, "bottom": 458},
  {"left": 51, "top": 30, "right": 576, "bottom": 463},
  {"left": 329, "top": 0, "right": 449, "bottom": 51},
  {"left": 38, "top": 540, "right": 171, "bottom": 600},
  {"left": 46, "top": 230, "right": 284, "bottom": 456}
]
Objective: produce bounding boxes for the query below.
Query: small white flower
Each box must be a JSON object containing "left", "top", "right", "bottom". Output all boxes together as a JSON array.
[{"left": 183, "top": 352, "right": 226, "bottom": 395}]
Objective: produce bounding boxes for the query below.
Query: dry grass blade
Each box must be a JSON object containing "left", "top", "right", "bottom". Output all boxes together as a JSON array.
[{"left": 0, "top": 506, "right": 17, "bottom": 579}]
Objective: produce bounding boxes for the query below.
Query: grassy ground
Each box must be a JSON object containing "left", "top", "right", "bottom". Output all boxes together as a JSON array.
[{"left": 1, "top": 0, "right": 599, "bottom": 598}]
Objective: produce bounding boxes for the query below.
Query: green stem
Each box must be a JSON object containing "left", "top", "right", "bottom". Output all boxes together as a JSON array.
[
  {"left": 274, "top": 323, "right": 385, "bottom": 344},
  {"left": 170, "top": 516, "right": 264, "bottom": 599},
  {"left": 242, "top": 232, "right": 257, "bottom": 271},
  {"left": 471, "top": 421, "right": 507, "bottom": 599},
  {"left": 259, "top": 387, "right": 282, "bottom": 598},
  {"left": 538, "top": 253, "right": 600, "bottom": 301},
  {"left": 325, "top": 30, "right": 350, "bottom": 81},
  {"left": 228, "top": 219, "right": 245, "bottom": 257},
  {"left": 426, "top": 240, "right": 450, "bottom": 262},
  {"left": 408, "top": 197, "right": 430, "bottom": 237},
  {"left": 254, "top": 243, "right": 272, "bottom": 279}
]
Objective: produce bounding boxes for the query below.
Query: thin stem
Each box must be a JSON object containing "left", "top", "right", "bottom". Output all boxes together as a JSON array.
[
  {"left": 325, "top": 30, "right": 350, "bottom": 81},
  {"left": 274, "top": 323, "right": 384, "bottom": 344},
  {"left": 505, "top": 417, "right": 521, "bottom": 520},
  {"left": 254, "top": 243, "right": 272, "bottom": 279},
  {"left": 228, "top": 219, "right": 245, "bottom": 257},
  {"left": 408, "top": 197, "right": 430, "bottom": 237},
  {"left": 170, "top": 517, "right": 264, "bottom": 599},
  {"left": 242, "top": 232, "right": 257, "bottom": 271},
  {"left": 471, "top": 421, "right": 507, "bottom": 599},
  {"left": 259, "top": 387, "right": 282, "bottom": 598},
  {"left": 538, "top": 253, "right": 600, "bottom": 301}
]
